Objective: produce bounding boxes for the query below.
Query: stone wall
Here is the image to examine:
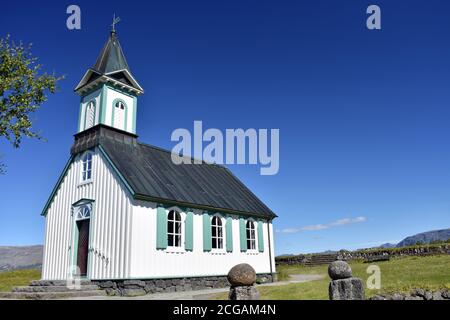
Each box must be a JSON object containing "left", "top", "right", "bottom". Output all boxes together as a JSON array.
[
  {"left": 276, "top": 253, "right": 337, "bottom": 266},
  {"left": 94, "top": 273, "right": 273, "bottom": 297},
  {"left": 276, "top": 244, "right": 450, "bottom": 266},
  {"left": 338, "top": 244, "right": 450, "bottom": 261},
  {"left": 369, "top": 289, "right": 450, "bottom": 300}
]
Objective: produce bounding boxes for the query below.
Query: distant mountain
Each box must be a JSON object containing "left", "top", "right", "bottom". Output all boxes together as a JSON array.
[
  {"left": 396, "top": 229, "right": 450, "bottom": 248},
  {"left": 317, "top": 250, "right": 337, "bottom": 255},
  {"left": 0, "top": 245, "right": 43, "bottom": 272},
  {"left": 379, "top": 243, "right": 397, "bottom": 249}
]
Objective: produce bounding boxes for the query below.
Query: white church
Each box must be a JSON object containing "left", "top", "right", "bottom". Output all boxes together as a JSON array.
[{"left": 40, "top": 28, "right": 277, "bottom": 288}]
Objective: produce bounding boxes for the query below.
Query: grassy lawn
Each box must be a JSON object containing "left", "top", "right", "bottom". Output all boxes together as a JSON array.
[
  {"left": 213, "top": 255, "right": 450, "bottom": 300},
  {"left": 0, "top": 269, "right": 41, "bottom": 292}
]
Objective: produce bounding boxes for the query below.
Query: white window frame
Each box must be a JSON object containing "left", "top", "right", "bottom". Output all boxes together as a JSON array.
[
  {"left": 166, "top": 207, "right": 185, "bottom": 253},
  {"left": 113, "top": 99, "right": 127, "bottom": 131},
  {"left": 246, "top": 220, "right": 257, "bottom": 252},
  {"left": 75, "top": 205, "right": 91, "bottom": 221},
  {"left": 211, "top": 215, "right": 225, "bottom": 253},
  {"left": 80, "top": 152, "right": 93, "bottom": 184}
]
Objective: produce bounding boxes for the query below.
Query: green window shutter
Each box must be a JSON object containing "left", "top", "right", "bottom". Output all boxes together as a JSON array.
[
  {"left": 257, "top": 220, "right": 264, "bottom": 252},
  {"left": 203, "top": 213, "right": 212, "bottom": 251},
  {"left": 156, "top": 206, "right": 167, "bottom": 249},
  {"left": 226, "top": 217, "right": 233, "bottom": 252},
  {"left": 239, "top": 218, "right": 247, "bottom": 252},
  {"left": 185, "top": 211, "right": 194, "bottom": 251}
]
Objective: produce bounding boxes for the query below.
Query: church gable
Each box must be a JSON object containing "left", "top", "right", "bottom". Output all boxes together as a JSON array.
[{"left": 41, "top": 145, "right": 132, "bottom": 217}]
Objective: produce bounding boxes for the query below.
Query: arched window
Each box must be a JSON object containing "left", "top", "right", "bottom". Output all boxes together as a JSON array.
[
  {"left": 167, "top": 210, "right": 182, "bottom": 247},
  {"left": 113, "top": 100, "right": 126, "bottom": 130},
  {"left": 211, "top": 216, "right": 223, "bottom": 249},
  {"left": 246, "top": 220, "right": 256, "bottom": 250},
  {"left": 85, "top": 101, "right": 95, "bottom": 129},
  {"left": 81, "top": 152, "right": 93, "bottom": 182},
  {"left": 76, "top": 205, "right": 91, "bottom": 221}
]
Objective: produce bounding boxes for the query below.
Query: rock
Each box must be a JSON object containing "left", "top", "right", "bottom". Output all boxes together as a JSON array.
[
  {"left": 441, "top": 290, "right": 450, "bottom": 299},
  {"left": 369, "top": 295, "right": 387, "bottom": 300},
  {"left": 404, "top": 295, "right": 423, "bottom": 300},
  {"left": 424, "top": 291, "right": 433, "bottom": 301},
  {"left": 328, "top": 261, "right": 352, "bottom": 280},
  {"left": 329, "top": 277, "right": 365, "bottom": 300},
  {"left": 121, "top": 288, "right": 146, "bottom": 297},
  {"left": 227, "top": 263, "right": 257, "bottom": 286},
  {"left": 123, "top": 280, "right": 146, "bottom": 288},
  {"left": 229, "top": 285, "right": 260, "bottom": 300},
  {"left": 97, "top": 281, "right": 117, "bottom": 289},
  {"left": 105, "top": 288, "right": 118, "bottom": 296},
  {"left": 392, "top": 293, "right": 405, "bottom": 300},
  {"left": 432, "top": 291, "right": 444, "bottom": 300},
  {"left": 411, "top": 288, "right": 425, "bottom": 297}
]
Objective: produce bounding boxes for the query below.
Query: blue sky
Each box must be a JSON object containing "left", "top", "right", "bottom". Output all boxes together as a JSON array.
[{"left": 1, "top": 0, "right": 450, "bottom": 255}]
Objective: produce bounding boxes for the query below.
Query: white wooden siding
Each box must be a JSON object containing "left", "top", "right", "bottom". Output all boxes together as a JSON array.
[
  {"left": 130, "top": 203, "right": 275, "bottom": 278},
  {"left": 42, "top": 148, "right": 133, "bottom": 280}
]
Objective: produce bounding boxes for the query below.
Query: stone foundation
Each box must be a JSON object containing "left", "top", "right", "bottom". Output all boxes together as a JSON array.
[{"left": 93, "top": 274, "right": 273, "bottom": 297}]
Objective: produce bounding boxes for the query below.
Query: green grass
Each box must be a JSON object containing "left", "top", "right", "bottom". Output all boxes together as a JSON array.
[
  {"left": 0, "top": 269, "right": 41, "bottom": 292},
  {"left": 212, "top": 255, "right": 450, "bottom": 300}
]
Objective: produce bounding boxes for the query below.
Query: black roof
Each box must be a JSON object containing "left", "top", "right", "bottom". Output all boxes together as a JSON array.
[
  {"left": 94, "top": 31, "right": 130, "bottom": 74},
  {"left": 70, "top": 125, "right": 276, "bottom": 219}
]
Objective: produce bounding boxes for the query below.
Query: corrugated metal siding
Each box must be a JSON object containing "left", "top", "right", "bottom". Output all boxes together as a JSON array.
[{"left": 42, "top": 148, "right": 133, "bottom": 280}]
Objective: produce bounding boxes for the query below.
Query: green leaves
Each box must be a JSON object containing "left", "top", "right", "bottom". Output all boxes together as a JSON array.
[{"left": 0, "top": 35, "right": 63, "bottom": 149}]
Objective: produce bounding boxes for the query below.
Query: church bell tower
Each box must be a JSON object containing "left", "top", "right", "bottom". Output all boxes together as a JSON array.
[{"left": 74, "top": 22, "right": 143, "bottom": 135}]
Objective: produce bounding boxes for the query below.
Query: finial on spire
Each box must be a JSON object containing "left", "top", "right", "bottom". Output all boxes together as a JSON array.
[{"left": 111, "top": 13, "right": 121, "bottom": 33}]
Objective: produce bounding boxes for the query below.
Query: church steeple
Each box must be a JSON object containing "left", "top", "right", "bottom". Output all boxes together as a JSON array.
[
  {"left": 93, "top": 31, "right": 129, "bottom": 74},
  {"left": 74, "top": 23, "right": 143, "bottom": 135}
]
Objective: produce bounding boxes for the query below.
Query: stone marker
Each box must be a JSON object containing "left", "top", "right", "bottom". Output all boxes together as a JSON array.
[
  {"left": 228, "top": 263, "right": 260, "bottom": 300},
  {"left": 328, "top": 260, "right": 352, "bottom": 280},
  {"left": 328, "top": 260, "right": 365, "bottom": 300}
]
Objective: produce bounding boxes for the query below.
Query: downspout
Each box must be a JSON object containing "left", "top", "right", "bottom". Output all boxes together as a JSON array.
[{"left": 267, "top": 218, "right": 274, "bottom": 282}]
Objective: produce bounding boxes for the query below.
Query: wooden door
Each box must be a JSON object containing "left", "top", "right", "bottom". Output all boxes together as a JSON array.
[{"left": 76, "top": 219, "right": 90, "bottom": 276}]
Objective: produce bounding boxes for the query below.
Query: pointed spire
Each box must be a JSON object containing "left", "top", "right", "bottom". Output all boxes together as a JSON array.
[
  {"left": 93, "top": 30, "right": 129, "bottom": 74},
  {"left": 74, "top": 21, "right": 143, "bottom": 95}
]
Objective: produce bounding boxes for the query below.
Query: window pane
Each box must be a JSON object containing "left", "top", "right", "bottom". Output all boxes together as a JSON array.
[
  {"left": 218, "top": 238, "right": 223, "bottom": 249},
  {"left": 168, "top": 234, "right": 174, "bottom": 246},
  {"left": 212, "top": 226, "right": 217, "bottom": 237},
  {"left": 168, "top": 221, "right": 173, "bottom": 233},
  {"left": 168, "top": 211, "right": 174, "bottom": 220},
  {"left": 175, "top": 221, "right": 181, "bottom": 233},
  {"left": 175, "top": 234, "right": 181, "bottom": 247}
]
